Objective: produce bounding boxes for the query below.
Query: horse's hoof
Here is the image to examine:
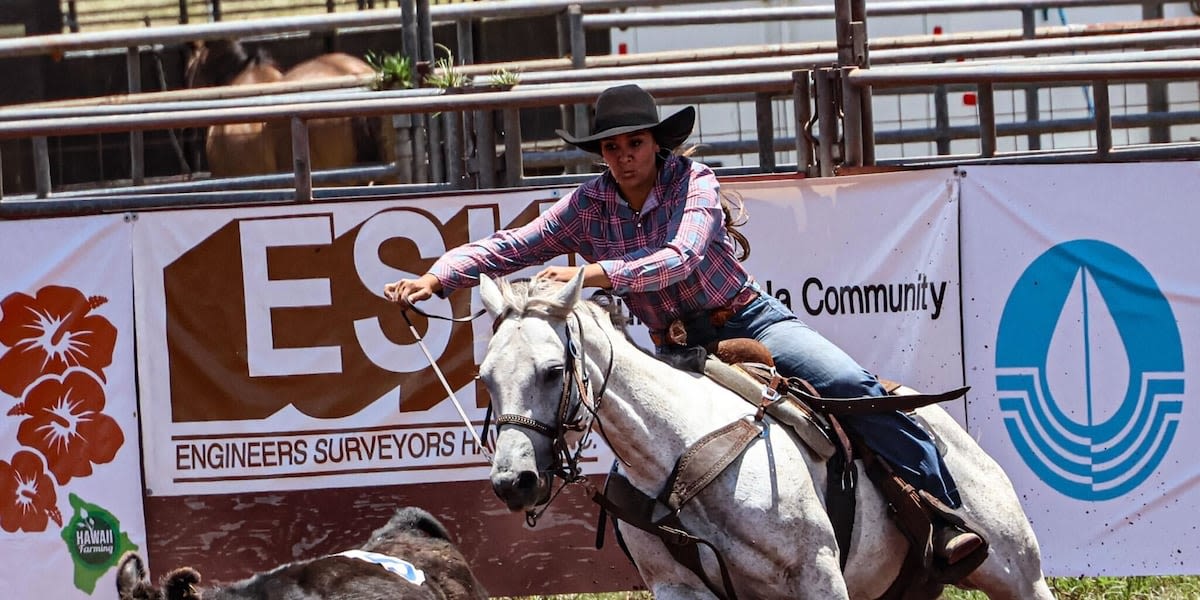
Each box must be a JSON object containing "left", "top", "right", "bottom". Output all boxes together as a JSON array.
[{"left": 936, "top": 528, "right": 984, "bottom": 565}]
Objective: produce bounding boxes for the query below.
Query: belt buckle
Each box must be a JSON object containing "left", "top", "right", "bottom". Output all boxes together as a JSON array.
[{"left": 709, "top": 307, "right": 735, "bottom": 328}]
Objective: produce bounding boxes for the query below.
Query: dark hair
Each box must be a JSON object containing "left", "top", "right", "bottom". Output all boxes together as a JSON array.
[
  {"left": 719, "top": 190, "right": 751, "bottom": 261},
  {"left": 675, "top": 145, "right": 751, "bottom": 261}
]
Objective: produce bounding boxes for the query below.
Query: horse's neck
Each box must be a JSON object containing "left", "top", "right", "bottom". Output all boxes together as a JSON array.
[{"left": 588, "top": 337, "right": 748, "bottom": 491}]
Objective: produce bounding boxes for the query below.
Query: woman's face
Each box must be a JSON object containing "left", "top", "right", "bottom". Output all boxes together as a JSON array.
[{"left": 600, "top": 130, "right": 660, "bottom": 193}]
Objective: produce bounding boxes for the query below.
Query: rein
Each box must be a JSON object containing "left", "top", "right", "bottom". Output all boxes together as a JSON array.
[{"left": 400, "top": 304, "right": 491, "bottom": 463}]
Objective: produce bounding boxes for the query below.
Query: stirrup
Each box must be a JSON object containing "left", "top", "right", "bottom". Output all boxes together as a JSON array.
[{"left": 935, "top": 527, "right": 984, "bottom": 566}]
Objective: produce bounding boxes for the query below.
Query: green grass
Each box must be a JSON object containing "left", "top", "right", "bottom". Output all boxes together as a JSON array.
[{"left": 500, "top": 577, "right": 1200, "bottom": 599}]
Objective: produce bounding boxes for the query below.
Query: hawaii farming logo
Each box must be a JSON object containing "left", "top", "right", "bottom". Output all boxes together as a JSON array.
[{"left": 0, "top": 285, "right": 134, "bottom": 592}]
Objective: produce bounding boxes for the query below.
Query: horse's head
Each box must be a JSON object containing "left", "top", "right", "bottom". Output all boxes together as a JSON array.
[
  {"left": 478, "top": 271, "right": 603, "bottom": 515},
  {"left": 184, "top": 39, "right": 277, "bottom": 88}
]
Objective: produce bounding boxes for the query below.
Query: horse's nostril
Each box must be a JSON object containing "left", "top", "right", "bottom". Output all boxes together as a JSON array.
[{"left": 516, "top": 470, "right": 540, "bottom": 492}]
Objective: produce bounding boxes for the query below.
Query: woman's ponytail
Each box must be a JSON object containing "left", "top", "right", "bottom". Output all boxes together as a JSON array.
[
  {"left": 675, "top": 144, "right": 752, "bottom": 261},
  {"left": 720, "top": 190, "right": 751, "bottom": 261}
]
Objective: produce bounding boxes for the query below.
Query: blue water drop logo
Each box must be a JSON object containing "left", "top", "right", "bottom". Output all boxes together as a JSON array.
[{"left": 996, "top": 240, "right": 1184, "bottom": 501}]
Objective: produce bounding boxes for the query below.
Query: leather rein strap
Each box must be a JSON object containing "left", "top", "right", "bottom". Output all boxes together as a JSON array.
[{"left": 593, "top": 417, "right": 764, "bottom": 600}]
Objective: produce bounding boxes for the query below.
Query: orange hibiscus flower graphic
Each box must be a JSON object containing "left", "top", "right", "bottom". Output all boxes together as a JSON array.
[
  {"left": 9, "top": 371, "right": 123, "bottom": 485},
  {"left": 0, "top": 285, "right": 116, "bottom": 399},
  {"left": 0, "top": 450, "right": 62, "bottom": 533}
]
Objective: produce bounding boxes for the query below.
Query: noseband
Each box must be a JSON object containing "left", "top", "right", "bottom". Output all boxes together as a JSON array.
[{"left": 492, "top": 310, "right": 614, "bottom": 526}]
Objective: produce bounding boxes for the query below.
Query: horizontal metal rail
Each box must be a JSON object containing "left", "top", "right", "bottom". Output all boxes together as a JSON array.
[
  {"left": 581, "top": 0, "right": 1189, "bottom": 28},
  {"left": 0, "top": 0, "right": 715, "bottom": 59},
  {"left": 4, "top": 26, "right": 1198, "bottom": 121},
  {"left": 846, "top": 60, "right": 1200, "bottom": 86},
  {"left": 0, "top": 75, "right": 794, "bottom": 140},
  {"left": 452, "top": 17, "right": 1200, "bottom": 75}
]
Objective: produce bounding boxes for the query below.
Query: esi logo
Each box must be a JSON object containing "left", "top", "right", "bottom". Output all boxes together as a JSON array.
[{"left": 995, "top": 240, "right": 1183, "bottom": 501}]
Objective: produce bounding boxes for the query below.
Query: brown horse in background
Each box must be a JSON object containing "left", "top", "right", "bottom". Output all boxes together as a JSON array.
[
  {"left": 184, "top": 40, "right": 383, "bottom": 180},
  {"left": 184, "top": 40, "right": 285, "bottom": 177}
]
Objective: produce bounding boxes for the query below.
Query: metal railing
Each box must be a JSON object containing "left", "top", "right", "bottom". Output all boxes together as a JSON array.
[
  {"left": 4, "top": 0, "right": 1200, "bottom": 204},
  {"left": 838, "top": 60, "right": 1200, "bottom": 170}
]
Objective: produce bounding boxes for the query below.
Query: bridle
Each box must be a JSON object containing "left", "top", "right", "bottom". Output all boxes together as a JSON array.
[
  {"left": 490, "top": 307, "right": 616, "bottom": 526},
  {"left": 403, "top": 295, "right": 617, "bottom": 526}
]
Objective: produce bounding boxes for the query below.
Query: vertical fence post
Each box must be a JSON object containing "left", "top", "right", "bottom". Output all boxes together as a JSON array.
[
  {"left": 126, "top": 47, "right": 145, "bottom": 186},
  {"left": 400, "top": 0, "right": 427, "bottom": 183},
  {"left": 503, "top": 108, "right": 523, "bottom": 188},
  {"left": 456, "top": 20, "right": 475, "bottom": 65},
  {"left": 555, "top": 8, "right": 573, "bottom": 148},
  {"left": 849, "top": 0, "right": 874, "bottom": 164},
  {"left": 391, "top": 114, "right": 414, "bottom": 184},
  {"left": 1142, "top": 1, "right": 1169, "bottom": 143},
  {"left": 814, "top": 68, "right": 838, "bottom": 177},
  {"left": 1020, "top": 7, "right": 1042, "bottom": 151},
  {"left": 400, "top": 0, "right": 418, "bottom": 61},
  {"left": 792, "top": 70, "right": 814, "bottom": 176},
  {"left": 1093, "top": 80, "right": 1112, "bottom": 157},
  {"left": 446, "top": 111, "right": 464, "bottom": 188},
  {"left": 477, "top": 109, "right": 496, "bottom": 189},
  {"left": 841, "top": 67, "right": 863, "bottom": 168},
  {"left": 292, "top": 117, "right": 312, "bottom": 202},
  {"left": 34, "top": 137, "right": 51, "bottom": 199},
  {"left": 754, "top": 92, "right": 776, "bottom": 172},
  {"left": 178, "top": 0, "right": 189, "bottom": 24},
  {"left": 67, "top": 1, "right": 80, "bottom": 32},
  {"left": 569, "top": 5, "right": 587, "bottom": 140},
  {"left": 417, "top": 0, "right": 433, "bottom": 64},
  {"left": 567, "top": 4, "right": 588, "bottom": 174},
  {"left": 977, "top": 83, "right": 996, "bottom": 158},
  {"left": 933, "top": 61, "right": 951, "bottom": 155}
]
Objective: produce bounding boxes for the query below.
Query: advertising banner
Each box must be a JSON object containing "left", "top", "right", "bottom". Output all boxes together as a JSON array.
[
  {"left": 134, "top": 188, "right": 591, "bottom": 497},
  {"left": 729, "top": 169, "right": 966, "bottom": 418},
  {"left": 960, "top": 163, "right": 1199, "bottom": 575},
  {"left": 0, "top": 215, "right": 144, "bottom": 598}
]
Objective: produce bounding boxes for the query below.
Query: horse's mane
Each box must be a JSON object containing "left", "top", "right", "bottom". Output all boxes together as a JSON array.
[
  {"left": 493, "top": 277, "right": 662, "bottom": 358},
  {"left": 492, "top": 277, "right": 608, "bottom": 323}
]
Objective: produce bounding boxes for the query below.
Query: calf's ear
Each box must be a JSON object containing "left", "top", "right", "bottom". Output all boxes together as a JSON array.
[
  {"left": 164, "top": 567, "right": 203, "bottom": 600},
  {"left": 115, "top": 552, "right": 148, "bottom": 595}
]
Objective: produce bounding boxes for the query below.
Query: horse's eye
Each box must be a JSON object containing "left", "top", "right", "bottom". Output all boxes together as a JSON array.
[{"left": 544, "top": 365, "right": 565, "bottom": 384}]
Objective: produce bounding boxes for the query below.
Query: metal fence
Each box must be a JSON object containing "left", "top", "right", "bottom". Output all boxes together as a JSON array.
[{"left": 3, "top": 0, "right": 1200, "bottom": 208}]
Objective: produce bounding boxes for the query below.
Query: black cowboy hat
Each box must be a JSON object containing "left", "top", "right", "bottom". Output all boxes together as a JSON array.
[{"left": 556, "top": 84, "right": 696, "bottom": 155}]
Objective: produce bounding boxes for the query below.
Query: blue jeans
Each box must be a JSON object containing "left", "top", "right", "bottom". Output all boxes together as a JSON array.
[{"left": 696, "top": 292, "right": 962, "bottom": 508}]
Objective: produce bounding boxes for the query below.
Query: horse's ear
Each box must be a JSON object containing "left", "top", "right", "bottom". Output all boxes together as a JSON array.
[
  {"left": 549, "top": 268, "right": 585, "bottom": 310},
  {"left": 479, "top": 274, "right": 507, "bottom": 317}
]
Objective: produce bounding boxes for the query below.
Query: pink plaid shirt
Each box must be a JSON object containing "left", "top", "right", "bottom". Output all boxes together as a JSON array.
[{"left": 429, "top": 155, "right": 754, "bottom": 335}]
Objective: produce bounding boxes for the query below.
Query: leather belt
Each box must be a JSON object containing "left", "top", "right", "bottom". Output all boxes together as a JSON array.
[
  {"left": 651, "top": 286, "right": 761, "bottom": 347},
  {"left": 707, "top": 285, "right": 760, "bottom": 328}
]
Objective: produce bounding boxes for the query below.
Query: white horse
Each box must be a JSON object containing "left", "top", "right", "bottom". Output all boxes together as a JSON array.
[{"left": 477, "top": 272, "right": 1054, "bottom": 600}]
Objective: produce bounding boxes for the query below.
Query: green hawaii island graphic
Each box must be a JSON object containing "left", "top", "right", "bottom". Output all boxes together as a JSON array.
[{"left": 60, "top": 493, "right": 138, "bottom": 594}]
